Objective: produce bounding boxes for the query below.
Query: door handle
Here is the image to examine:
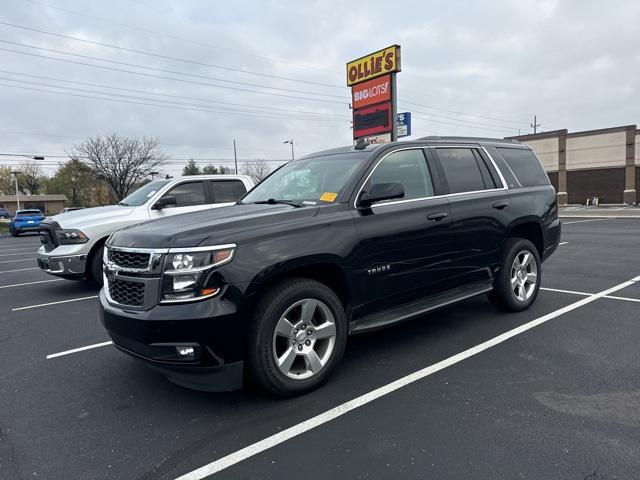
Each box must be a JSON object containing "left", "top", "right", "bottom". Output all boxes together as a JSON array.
[
  {"left": 427, "top": 212, "right": 448, "bottom": 222},
  {"left": 492, "top": 201, "right": 509, "bottom": 210}
]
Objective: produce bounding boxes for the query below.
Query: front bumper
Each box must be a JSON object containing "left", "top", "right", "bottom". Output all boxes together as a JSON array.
[
  {"left": 36, "top": 251, "right": 87, "bottom": 279},
  {"left": 99, "top": 286, "right": 252, "bottom": 392}
]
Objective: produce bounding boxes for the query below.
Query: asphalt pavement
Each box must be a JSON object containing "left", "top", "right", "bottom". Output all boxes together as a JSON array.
[{"left": 0, "top": 219, "right": 639, "bottom": 479}]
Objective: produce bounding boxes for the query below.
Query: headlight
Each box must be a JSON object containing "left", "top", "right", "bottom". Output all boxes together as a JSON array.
[
  {"left": 160, "top": 246, "right": 235, "bottom": 303},
  {"left": 56, "top": 229, "right": 89, "bottom": 244}
]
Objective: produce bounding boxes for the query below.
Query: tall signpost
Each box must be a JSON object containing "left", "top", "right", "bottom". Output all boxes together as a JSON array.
[{"left": 347, "top": 45, "right": 401, "bottom": 144}]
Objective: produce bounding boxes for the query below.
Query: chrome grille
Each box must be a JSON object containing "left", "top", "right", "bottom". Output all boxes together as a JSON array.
[
  {"left": 107, "top": 249, "right": 150, "bottom": 270},
  {"left": 108, "top": 278, "right": 145, "bottom": 307}
]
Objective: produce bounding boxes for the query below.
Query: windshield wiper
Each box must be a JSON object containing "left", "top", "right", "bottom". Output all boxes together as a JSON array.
[{"left": 252, "top": 198, "right": 303, "bottom": 208}]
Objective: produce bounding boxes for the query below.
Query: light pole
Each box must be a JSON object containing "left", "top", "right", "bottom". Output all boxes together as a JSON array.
[
  {"left": 283, "top": 139, "right": 294, "bottom": 161},
  {"left": 149, "top": 171, "right": 159, "bottom": 181},
  {"left": 10, "top": 171, "right": 20, "bottom": 211},
  {"left": 233, "top": 139, "right": 238, "bottom": 174}
]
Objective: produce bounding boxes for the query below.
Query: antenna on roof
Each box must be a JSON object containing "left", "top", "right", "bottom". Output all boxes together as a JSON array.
[{"left": 354, "top": 138, "right": 370, "bottom": 150}]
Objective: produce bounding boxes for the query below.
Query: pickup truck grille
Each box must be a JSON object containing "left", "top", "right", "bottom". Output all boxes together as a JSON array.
[
  {"left": 108, "top": 278, "right": 145, "bottom": 307},
  {"left": 107, "top": 249, "right": 150, "bottom": 270}
]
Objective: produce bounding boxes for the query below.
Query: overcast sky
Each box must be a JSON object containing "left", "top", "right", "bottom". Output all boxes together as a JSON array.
[{"left": 1, "top": 0, "right": 639, "bottom": 176}]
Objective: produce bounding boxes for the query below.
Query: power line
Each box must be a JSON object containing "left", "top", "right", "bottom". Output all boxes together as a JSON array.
[
  {"left": 24, "top": 0, "right": 342, "bottom": 75},
  {"left": 0, "top": 39, "right": 346, "bottom": 100},
  {"left": 0, "top": 81, "right": 351, "bottom": 122},
  {"left": 399, "top": 106, "right": 521, "bottom": 132},
  {"left": 0, "top": 76, "right": 349, "bottom": 120},
  {"left": 399, "top": 99, "right": 529, "bottom": 126},
  {"left": 0, "top": 46, "right": 347, "bottom": 105},
  {"left": 0, "top": 70, "right": 344, "bottom": 117},
  {"left": 410, "top": 114, "right": 520, "bottom": 134},
  {"left": 0, "top": 21, "right": 346, "bottom": 90}
]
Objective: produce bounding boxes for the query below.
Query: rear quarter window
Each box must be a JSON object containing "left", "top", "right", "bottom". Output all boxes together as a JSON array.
[{"left": 496, "top": 147, "right": 550, "bottom": 187}]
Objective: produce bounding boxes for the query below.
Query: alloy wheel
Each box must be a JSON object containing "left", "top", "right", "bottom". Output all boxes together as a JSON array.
[
  {"left": 510, "top": 250, "right": 538, "bottom": 301},
  {"left": 272, "top": 298, "right": 337, "bottom": 380}
]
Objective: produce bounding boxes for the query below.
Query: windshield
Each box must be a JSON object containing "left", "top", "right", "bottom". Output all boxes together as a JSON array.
[
  {"left": 242, "top": 153, "right": 367, "bottom": 205},
  {"left": 118, "top": 180, "right": 170, "bottom": 206},
  {"left": 17, "top": 210, "right": 42, "bottom": 217}
]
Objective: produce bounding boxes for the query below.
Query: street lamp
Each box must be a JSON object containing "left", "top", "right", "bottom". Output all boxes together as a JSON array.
[
  {"left": 10, "top": 170, "right": 20, "bottom": 211},
  {"left": 283, "top": 139, "right": 294, "bottom": 161},
  {"left": 149, "top": 171, "right": 159, "bottom": 181}
]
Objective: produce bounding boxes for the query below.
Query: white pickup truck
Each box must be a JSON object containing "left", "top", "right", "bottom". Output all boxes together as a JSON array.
[{"left": 36, "top": 174, "right": 255, "bottom": 285}]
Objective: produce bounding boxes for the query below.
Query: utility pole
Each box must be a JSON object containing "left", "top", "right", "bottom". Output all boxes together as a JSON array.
[
  {"left": 233, "top": 139, "right": 238, "bottom": 174},
  {"left": 11, "top": 171, "right": 20, "bottom": 211},
  {"left": 531, "top": 115, "right": 541, "bottom": 134},
  {"left": 283, "top": 139, "right": 294, "bottom": 161}
]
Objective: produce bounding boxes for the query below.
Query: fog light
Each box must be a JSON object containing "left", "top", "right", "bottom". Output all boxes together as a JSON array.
[{"left": 176, "top": 346, "right": 195, "bottom": 357}]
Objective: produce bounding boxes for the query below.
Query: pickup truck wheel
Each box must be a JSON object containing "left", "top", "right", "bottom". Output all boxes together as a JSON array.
[
  {"left": 249, "top": 278, "right": 347, "bottom": 396},
  {"left": 89, "top": 245, "right": 104, "bottom": 287},
  {"left": 489, "top": 238, "right": 541, "bottom": 312}
]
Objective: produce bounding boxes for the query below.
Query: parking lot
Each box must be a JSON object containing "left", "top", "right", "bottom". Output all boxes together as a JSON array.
[{"left": 1, "top": 218, "right": 639, "bottom": 479}]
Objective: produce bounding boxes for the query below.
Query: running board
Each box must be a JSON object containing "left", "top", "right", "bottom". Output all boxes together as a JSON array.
[{"left": 350, "top": 281, "right": 493, "bottom": 334}]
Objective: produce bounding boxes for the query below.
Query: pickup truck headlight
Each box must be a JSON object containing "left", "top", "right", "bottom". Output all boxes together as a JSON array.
[
  {"left": 56, "top": 229, "right": 89, "bottom": 244},
  {"left": 160, "top": 246, "right": 235, "bottom": 302}
]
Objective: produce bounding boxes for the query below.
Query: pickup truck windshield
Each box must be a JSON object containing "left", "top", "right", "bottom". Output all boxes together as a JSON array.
[
  {"left": 242, "top": 153, "right": 367, "bottom": 205},
  {"left": 118, "top": 180, "right": 170, "bottom": 206}
]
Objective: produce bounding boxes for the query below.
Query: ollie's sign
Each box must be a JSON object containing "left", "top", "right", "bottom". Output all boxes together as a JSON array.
[
  {"left": 352, "top": 74, "right": 391, "bottom": 109},
  {"left": 346, "top": 45, "right": 401, "bottom": 86}
]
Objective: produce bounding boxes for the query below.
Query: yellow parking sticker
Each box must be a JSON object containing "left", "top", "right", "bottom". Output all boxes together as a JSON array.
[{"left": 320, "top": 192, "right": 338, "bottom": 202}]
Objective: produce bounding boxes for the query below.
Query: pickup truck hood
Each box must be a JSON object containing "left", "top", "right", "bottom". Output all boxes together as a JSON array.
[
  {"left": 53, "top": 205, "right": 136, "bottom": 230},
  {"left": 109, "top": 203, "right": 320, "bottom": 249}
]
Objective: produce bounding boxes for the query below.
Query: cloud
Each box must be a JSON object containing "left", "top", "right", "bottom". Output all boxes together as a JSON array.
[{"left": 0, "top": 0, "right": 637, "bottom": 175}]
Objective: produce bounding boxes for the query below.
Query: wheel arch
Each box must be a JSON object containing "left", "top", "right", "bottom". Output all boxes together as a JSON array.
[
  {"left": 85, "top": 236, "right": 109, "bottom": 279},
  {"left": 507, "top": 219, "right": 544, "bottom": 258}
]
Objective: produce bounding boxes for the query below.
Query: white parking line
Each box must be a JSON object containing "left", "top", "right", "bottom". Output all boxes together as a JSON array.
[
  {"left": 562, "top": 218, "right": 609, "bottom": 225},
  {"left": 0, "top": 246, "right": 40, "bottom": 252},
  {"left": 0, "top": 267, "right": 39, "bottom": 274},
  {"left": 12, "top": 295, "right": 98, "bottom": 311},
  {"left": 46, "top": 341, "right": 113, "bottom": 359},
  {"left": 541, "top": 287, "right": 640, "bottom": 303},
  {"left": 0, "top": 258, "right": 35, "bottom": 264},
  {"left": 559, "top": 242, "right": 568, "bottom": 245},
  {"left": 0, "top": 243, "right": 42, "bottom": 249},
  {"left": 173, "top": 275, "right": 640, "bottom": 480},
  {"left": 0, "top": 252, "right": 38, "bottom": 257},
  {"left": 0, "top": 279, "right": 64, "bottom": 289}
]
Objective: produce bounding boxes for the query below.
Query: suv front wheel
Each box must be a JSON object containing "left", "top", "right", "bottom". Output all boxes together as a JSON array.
[
  {"left": 248, "top": 278, "right": 348, "bottom": 396},
  {"left": 489, "top": 238, "right": 541, "bottom": 312}
]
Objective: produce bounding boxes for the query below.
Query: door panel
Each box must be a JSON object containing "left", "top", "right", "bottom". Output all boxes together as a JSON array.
[{"left": 350, "top": 148, "right": 456, "bottom": 320}]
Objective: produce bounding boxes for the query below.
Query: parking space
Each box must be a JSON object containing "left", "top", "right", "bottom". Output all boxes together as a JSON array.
[{"left": 1, "top": 219, "right": 639, "bottom": 479}]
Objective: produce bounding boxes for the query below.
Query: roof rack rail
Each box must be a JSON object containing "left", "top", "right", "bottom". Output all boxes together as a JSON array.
[{"left": 417, "top": 135, "right": 520, "bottom": 144}]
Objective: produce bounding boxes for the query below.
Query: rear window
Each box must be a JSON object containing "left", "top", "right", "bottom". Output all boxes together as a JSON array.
[
  {"left": 17, "top": 210, "right": 42, "bottom": 216},
  {"left": 210, "top": 180, "right": 247, "bottom": 203},
  {"left": 496, "top": 148, "right": 550, "bottom": 187}
]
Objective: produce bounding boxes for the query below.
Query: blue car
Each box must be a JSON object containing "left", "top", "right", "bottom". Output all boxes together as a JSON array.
[{"left": 9, "top": 209, "right": 45, "bottom": 236}]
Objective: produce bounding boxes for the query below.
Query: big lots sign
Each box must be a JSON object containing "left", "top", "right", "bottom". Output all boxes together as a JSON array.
[{"left": 351, "top": 75, "right": 391, "bottom": 109}]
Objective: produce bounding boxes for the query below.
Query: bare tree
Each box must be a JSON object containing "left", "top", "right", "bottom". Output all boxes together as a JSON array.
[
  {"left": 21, "top": 160, "right": 44, "bottom": 194},
  {"left": 240, "top": 159, "right": 271, "bottom": 184},
  {"left": 69, "top": 134, "right": 167, "bottom": 200}
]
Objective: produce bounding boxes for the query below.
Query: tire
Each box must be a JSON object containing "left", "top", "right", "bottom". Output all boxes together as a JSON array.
[
  {"left": 88, "top": 245, "right": 104, "bottom": 287},
  {"left": 489, "top": 238, "right": 541, "bottom": 312},
  {"left": 10, "top": 229, "right": 18, "bottom": 237},
  {"left": 248, "top": 278, "right": 348, "bottom": 396}
]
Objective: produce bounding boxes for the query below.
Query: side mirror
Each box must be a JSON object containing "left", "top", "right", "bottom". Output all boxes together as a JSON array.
[
  {"left": 358, "top": 182, "right": 405, "bottom": 209},
  {"left": 153, "top": 195, "right": 177, "bottom": 210}
]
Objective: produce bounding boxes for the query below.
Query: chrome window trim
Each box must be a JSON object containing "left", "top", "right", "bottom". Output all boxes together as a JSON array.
[{"left": 353, "top": 145, "right": 509, "bottom": 210}]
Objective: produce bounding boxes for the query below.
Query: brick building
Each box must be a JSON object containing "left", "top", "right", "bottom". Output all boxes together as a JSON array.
[
  {"left": 0, "top": 194, "right": 68, "bottom": 215},
  {"left": 510, "top": 125, "right": 638, "bottom": 205}
]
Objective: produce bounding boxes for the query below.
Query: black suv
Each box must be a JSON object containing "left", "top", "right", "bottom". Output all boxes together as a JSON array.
[{"left": 100, "top": 137, "right": 560, "bottom": 396}]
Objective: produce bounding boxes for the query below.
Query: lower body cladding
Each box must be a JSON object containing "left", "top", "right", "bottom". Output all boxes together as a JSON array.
[
  {"left": 36, "top": 251, "right": 87, "bottom": 279},
  {"left": 99, "top": 285, "right": 251, "bottom": 392}
]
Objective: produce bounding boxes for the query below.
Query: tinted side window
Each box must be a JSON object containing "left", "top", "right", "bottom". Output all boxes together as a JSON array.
[
  {"left": 436, "top": 148, "right": 486, "bottom": 194},
  {"left": 368, "top": 149, "right": 434, "bottom": 202},
  {"left": 164, "top": 182, "right": 206, "bottom": 207},
  {"left": 496, "top": 148, "right": 550, "bottom": 187},
  {"left": 210, "top": 180, "right": 247, "bottom": 203}
]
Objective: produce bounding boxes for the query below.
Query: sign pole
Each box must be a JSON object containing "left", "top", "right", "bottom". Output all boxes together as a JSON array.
[{"left": 390, "top": 73, "right": 398, "bottom": 142}]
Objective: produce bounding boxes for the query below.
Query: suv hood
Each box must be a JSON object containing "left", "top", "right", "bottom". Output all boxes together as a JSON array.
[
  {"left": 53, "top": 205, "right": 136, "bottom": 229},
  {"left": 109, "top": 203, "right": 320, "bottom": 249}
]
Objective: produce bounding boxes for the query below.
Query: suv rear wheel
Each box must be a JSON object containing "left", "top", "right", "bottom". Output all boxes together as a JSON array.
[
  {"left": 248, "top": 278, "right": 347, "bottom": 396},
  {"left": 489, "top": 238, "right": 541, "bottom": 312}
]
